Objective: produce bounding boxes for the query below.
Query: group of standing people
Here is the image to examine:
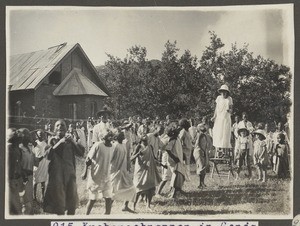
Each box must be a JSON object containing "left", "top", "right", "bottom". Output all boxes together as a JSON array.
[
  {"left": 211, "top": 84, "right": 290, "bottom": 182},
  {"left": 7, "top": 84, "right": 291, "bottom": 216},
  {"left": 8, "top": 120, "right": 85, "bottom": 215},
  {"left": 81, "top": 115, "right": 200, "bottom": 214}
]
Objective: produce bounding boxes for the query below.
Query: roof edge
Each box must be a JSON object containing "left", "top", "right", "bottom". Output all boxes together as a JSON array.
[{"left": 33, "top": 43, "right": 79, "bottom": 91}]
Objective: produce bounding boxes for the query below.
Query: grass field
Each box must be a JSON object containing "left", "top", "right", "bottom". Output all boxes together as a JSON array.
[{"left": 32, "top": 156, "right": 291, "bottom": 218}]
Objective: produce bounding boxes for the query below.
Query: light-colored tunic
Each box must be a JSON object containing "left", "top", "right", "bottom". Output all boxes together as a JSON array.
[
  {"left": 32, "top": 140, "right": 49, "bottom": 184},
  {"left": 179, "top": 129, "right": 193, "bottom": 164},
  {"left": 189, "top": 126, "right": 198, "bottom": 145},
  {"left": 193, "top": 133, "right": 212, "bottom": 175},
  {"left": 213, "top": 95, "right": 233, "bottom": 148},
  {"left": 137, "top": 124, "right": 148, "bottom": 138},
  {"left": 234, "top": 136, "right": 253, "bottom": 161},
  {"left": 253, "top": 140, "right": 268, "bottom": 167},
  {"left": 147, "top": 133, "right": 164, "bottom": 158},
  {"left": 110, "top": 143, "right": 136, "bottom": 201},
  {"left": 160, "top": 134, "right": 172, "bottom": 181},
  {"left": 87, "top": 122, "right": 94, "bottom": 149},
  {"left": 92, "top": 121, "right": 108, "bottom": 143},
  {"left": 76, "top": 128, "right": 87, "bottom": 150},
  {"left": 165, "top": 138, "right": 187, "bottom": 189},
  {"left": 87, "top": 142, "right": 114, "bottom": 197},
  {"left": 133, "top": 144, "right": 161, "bottom": 193},
  {"left": 179, "top": 129, "right": 193, "bottom": 152}
]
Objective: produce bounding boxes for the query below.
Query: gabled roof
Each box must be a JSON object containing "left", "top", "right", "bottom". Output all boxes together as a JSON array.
[
  {"left": 53, "top": 68, "right": 108, "bottom": 97},
  {"left": 9, "top": 43, "right": 109, "bottom": 95}
]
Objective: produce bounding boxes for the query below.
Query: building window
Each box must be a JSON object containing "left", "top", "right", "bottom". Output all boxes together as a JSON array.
[
  {"left": 48, "top": 71, "right": 62, "bottom": 85},
  {"left": 90, "top": 101, "right": 97, "bottom": 117},
  {"left": 69, "top": 102, "right": 78, "bottom": 120}
]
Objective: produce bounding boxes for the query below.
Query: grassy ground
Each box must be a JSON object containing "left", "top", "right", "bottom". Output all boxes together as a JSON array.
[{"left": 32, "top": 156, "right": 291, "bottom": 217}]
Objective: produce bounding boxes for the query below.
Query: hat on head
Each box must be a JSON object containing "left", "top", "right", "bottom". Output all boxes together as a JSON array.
[
  {"left": 218, "top": 84, "right": 230, "bottom": 94},
  {"left": 237, "top": 125, "right": 249, "bottom": 136},
  {"left": 197, "top": 123, "right": 206, "bottom": 132},
  {"left": 253, "top": 129, "right": 266, "bottom": 139},
  {"left": 121, "top": 120, "right": 133, "bottom": 130}
]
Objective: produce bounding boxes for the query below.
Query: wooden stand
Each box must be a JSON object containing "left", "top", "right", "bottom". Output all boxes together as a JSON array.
[{"left": 210, "top": 148, "right": 234, "bottom": 180}]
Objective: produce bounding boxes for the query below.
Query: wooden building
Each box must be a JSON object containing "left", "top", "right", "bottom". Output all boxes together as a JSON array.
[{"left": 8, "top": 43, "right": 109, "bottom": 128}]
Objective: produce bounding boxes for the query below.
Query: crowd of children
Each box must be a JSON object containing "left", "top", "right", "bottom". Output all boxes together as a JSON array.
[{"left": 7, "top": 111, "right": 291, "bottom": 215}]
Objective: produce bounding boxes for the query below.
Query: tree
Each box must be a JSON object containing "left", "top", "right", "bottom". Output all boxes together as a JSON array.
[{"left": 97, "top": 32, "right": 292, "bottom": 125}]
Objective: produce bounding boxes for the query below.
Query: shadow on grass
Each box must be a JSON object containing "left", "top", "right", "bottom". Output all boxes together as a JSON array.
[
  {"left": 155, "top": 184, "right": 279, "bottom": 207},
  {"left": 161, "top": 209, "right": 251, "bottom": 215}
]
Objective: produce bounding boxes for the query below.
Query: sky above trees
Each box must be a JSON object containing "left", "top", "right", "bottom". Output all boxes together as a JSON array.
[{"left": 7, "top": 5, "right": 293, "bottom": 68}]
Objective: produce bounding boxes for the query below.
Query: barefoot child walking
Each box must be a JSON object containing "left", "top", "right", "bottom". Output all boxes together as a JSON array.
[
  {"left": 110, "top": 131, "right": 136, "bottom": 212},
  {"left": 82, "top": 131, "right": 114, "bottom": 215},
  {"left": 193, "top": 123, "right": 212, "bottom": 189},
  {"left": 165, "top": 127, "right": 187, "bottom": 198},
  {"left": 132, "top": 135, "right": 161, "bottom": 211}
]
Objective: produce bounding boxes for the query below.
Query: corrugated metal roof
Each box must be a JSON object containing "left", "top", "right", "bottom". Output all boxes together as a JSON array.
[
  {"left": 53, "top": 68, "right": 108, "bottom": 96},
  {"left": 9, "top": 43, "right": 77, "bottom": 91}
]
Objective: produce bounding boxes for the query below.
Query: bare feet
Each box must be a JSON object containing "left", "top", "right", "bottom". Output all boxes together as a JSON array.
[{"left": 122, "top": 206, "right": 135, "bottom": 213}]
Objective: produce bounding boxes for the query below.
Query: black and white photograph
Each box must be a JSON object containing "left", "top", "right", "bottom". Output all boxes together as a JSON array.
[{"left": 5, "top": 3, "right": 295, "bottom": 222}]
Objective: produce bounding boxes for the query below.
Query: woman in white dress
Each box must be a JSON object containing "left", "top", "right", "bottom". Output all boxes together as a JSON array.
[{"left": 211, "top": 84, "right": 233, "bottom": 155}]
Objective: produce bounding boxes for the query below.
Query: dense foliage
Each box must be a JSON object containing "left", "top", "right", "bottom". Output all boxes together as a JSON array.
[{"left": 97, "top": 32, "right": 292, "bottom": 124}]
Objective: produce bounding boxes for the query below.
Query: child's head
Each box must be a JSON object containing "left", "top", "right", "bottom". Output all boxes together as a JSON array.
[
  {"left": 179, "top": 118, "right": 190, "bottom": 130},
  {"left": 238, "top": 127, "right": 249, "bottom": 137},
  {"left": 201, "top": 116, "right": 207, "bottom": 124},
  {"left": 276, "top": 122, "right": 283, "bottom": 131},
  {"left": 141, "top": 134, "right": 148, "bottom": 146},
  {"left": 264, "top": 123, "right": 269, "bottom": 132},
  {"left": 54, "top": 120, "right": 67, "bottom": 138},
  {"left": 115, "top": 131, "right": 125, "bottom": 144},
  {"left": 18, "top": 128, "right": 32, "bottom": 145},
  {"left": 68, "top": 123, "right": 75, "bottom": 132},
  {"left": 166, "top": 126, "right": 180, "bottom": 139},
  {"left": 234, "top": 115, "right": 239, "bottom": 123},
  {"left": 157, "top": 125, "right": 164, "bottom": 136},
  {"left": 121, "top": 120, "right": 132, "bottom": 131},
  {"left": 7, "top": 128, "right": 20, "bottom": 144},
  {"left": 103, "top": 130, "right": 114, "bottom": 144},
  {"left": 190, "top": 118, "right": 194, "bottom": 126},
  {"left": 277, "top": 133, "right": 285, "bottom": 144},
  {"left": 240, "top": 130, "right": 247, "bottom": 137},
  {"left": 254, "top": 129, "right": 266, "bottom": 141},
  {"left": 197, "top": 123, "right": 206, "bottom": 133},
  {"left": 47, "top": 123, "right": 52, "bottom": 131},
  {"left": 257, "top": 122, "right": 264, "bottom": 130},
  {"left": 242, "top": 112, "right": 248, "bottom": 121},
  {"left": 36, "top": 129, "right": 45, "bottom": 141}
]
